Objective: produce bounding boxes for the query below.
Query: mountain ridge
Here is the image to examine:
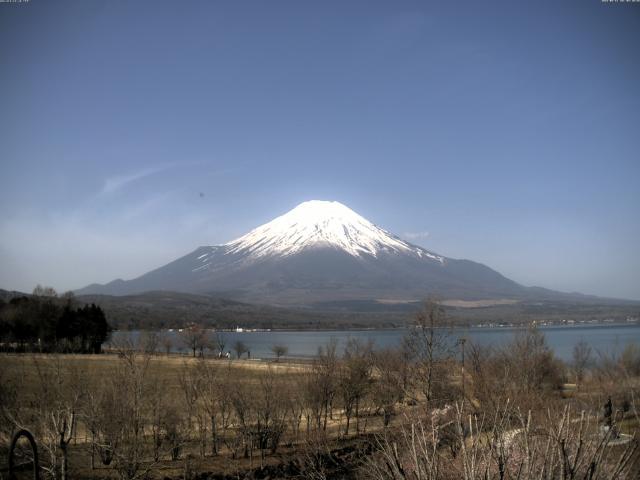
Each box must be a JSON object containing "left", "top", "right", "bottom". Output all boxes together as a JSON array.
[
  {"left": 4, "top": 288, "right": 637, "bottom": 332},
  {"left": 75, "top": 200, "right": 609, "bottom": 306}
]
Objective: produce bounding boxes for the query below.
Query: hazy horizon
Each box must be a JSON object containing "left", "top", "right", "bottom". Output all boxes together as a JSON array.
[{"left": 1, "top": 1, "right": 639, "bottom": 300}]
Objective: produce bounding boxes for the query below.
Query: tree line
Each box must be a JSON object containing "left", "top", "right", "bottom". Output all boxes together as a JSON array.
[
  {"left": 1, "top": 300, "right": 639, "bottom": 479},
  {"left": 0, "top": 285, "right": 112, "bottom": 353}
]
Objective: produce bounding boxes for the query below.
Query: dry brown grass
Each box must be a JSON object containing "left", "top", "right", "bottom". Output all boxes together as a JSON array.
[
  {"left": 1, "top": 352, "right": 310, "bottom": 389},
  {"left": 0, "top": 353, "right": 388, "bottom": 479}
]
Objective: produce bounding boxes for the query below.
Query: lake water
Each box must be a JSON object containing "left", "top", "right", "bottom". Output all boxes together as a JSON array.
[{"left": 109, "top": 323, "right": 640, "bottom": 362}]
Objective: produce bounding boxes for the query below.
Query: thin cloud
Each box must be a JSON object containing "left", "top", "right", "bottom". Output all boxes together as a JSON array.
[
  {"left": 102, "top": 164, "right": 179, "bottom": 194},
  {"left": 100, "top": 161, "right": 239, "bottom": 195}
]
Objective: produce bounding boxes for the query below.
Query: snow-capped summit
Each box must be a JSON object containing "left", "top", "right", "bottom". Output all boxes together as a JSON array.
[
  {"left": 77, "top": 200, "right": 527, "bottom": 305},
  {"left": 224, "top": 200, "right": 443, "bottom": 261}
]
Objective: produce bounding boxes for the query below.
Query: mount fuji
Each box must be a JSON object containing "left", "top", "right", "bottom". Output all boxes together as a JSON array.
[{"left": 77, "top": 200, "right": 548, "bottom": 305}]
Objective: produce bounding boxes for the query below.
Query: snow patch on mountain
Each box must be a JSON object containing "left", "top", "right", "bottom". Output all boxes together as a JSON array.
[{"left": 221, "top": 200, "right": 444, "bottom": 262}]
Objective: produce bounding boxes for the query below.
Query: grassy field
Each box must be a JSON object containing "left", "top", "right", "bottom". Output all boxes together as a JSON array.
[
  {"left": 1, "top": 352, "right": 311, "bottom": 387},
  {"left": 0, "top": 352, "right": 387, "bottom": 479},
  {"left": 2, "top": 343, "right": 640, "bottom": 480}
]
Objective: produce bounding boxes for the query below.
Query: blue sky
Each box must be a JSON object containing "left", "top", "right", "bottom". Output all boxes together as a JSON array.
[{"left": 1, "top": 1, "right": 639, "bottom": 299}]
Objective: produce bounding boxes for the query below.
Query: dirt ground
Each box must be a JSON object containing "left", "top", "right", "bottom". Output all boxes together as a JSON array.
[{"left": 0, "top": 353, "right": 388, "bottom": 480}]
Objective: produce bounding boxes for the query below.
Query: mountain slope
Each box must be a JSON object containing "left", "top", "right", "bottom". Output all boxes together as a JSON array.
[{"left": 76, "top": 200, "right": 537, "bottom": 305}]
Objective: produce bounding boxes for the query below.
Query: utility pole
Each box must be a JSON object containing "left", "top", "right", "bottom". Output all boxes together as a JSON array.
[{"left": 459, "top": 337, "right": 467, "bottom": 401}]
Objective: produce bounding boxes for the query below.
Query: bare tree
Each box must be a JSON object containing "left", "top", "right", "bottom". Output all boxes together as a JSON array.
[
  {"left": 573, "top": 339, "right": 592, "bottom": 384},
  {"left": 210, "top": 364, "right": 235, "bottom": 455},
  {"left": 181, "top": 325, "right": 207, "bottom": 357},
  {"left": 339, "top": 338, "right": 373, "bottom": 436},
  {"left": 100, "top": 348, "right": 155, "bottom": 480},
  {"left": 140, "top": 331, "right": 159, "bottom": 355},
  {"left": 620, "top": 343, "right": 640, "bottom": 375},
  {"left": 286, "top": 379, "right": 306, "bottom": 444},
  {"left": 197, "top": 359, "right": 223, "bottom": 455},
  {"left": 467, "top": 329, "right": 562, "bottom": 415},
  {"left": 31, "top": 355, "right": 86, "bottom": 480},
  {"left": 148, "top": 377, "right": 168, "bottom": 462},
  {"left": 304, "top": 371, "right": 327, "bottom": 434},
  {"left": 271, "top": 344, "right": 288, "bottom": 362},
  {"left": 60, "top": 290, "right": 77, "bottom": 308},
  {"left": 164, "top": 407, "right": 187, "bottom": 461},
  {"left": 406, "top": 298, "right": 451, "bottom": 405},
  {"left": 254, "top": 367, "right": 289, "bottom": 460},
  {"left": 178, "top": 362, "right": 203, "bottom": 435},
  {"left": 365, "top": 402, "right": 639, "bottom": 480},
  {"left": 215, "top": 332, "right": 227, "bottom": 357},
  {"left": 161, "top": 332, "right": 173, "bottom": 356},
  {"left": 372, "top": 348, "right": 407, "bottom": 427},
  {"left": 32, "top": 284, "right": 58, "bottom": 298},
  {"left": 497, "top": 327, "right": 563, "bottom": 415},
  {"left": 233, "top": 340, "right": 248, "bottom": 359},
  {"left": 229, "top": 375, "right": 255, "bottom": 460},
  {"left": 305, "top": 339, "right": 339, "bottom": 432},
  {"left": 467, "top": 342, "right": 503, "bottom": 415},
  {"left": 145, "top": 377, "right": 188, "bottom": 464},
  {"left": 85, "top": 371, "right": 119, "bottom": 469}
]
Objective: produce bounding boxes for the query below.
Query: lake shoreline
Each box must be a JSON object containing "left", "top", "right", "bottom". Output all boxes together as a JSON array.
[
  {"left": 111, "top": 320, "right": 640, "bottom": 334},
  {"left": 109, "top": 322, "right": 640, "bottom": 362}
]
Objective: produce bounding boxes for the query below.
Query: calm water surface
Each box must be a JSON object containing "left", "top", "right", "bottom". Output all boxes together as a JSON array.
[{"left": 110, "top": 323, "right": 640, "bottom": 362}]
